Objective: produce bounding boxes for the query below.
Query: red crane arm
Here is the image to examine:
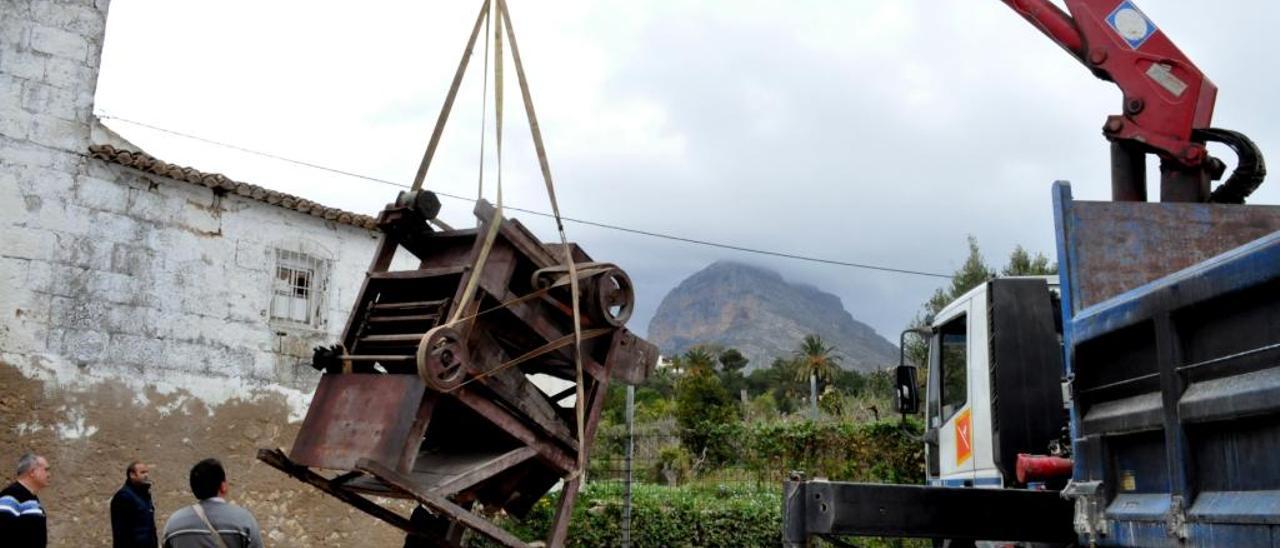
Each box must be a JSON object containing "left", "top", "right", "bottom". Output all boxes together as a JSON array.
[{"left": 1002, "top": 0, "right": 1216, "bottom": 167}]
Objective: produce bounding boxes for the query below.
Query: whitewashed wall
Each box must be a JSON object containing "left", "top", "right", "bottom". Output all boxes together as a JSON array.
[{"left": 0, "top": 2, "right": 416, "bottom": 544}]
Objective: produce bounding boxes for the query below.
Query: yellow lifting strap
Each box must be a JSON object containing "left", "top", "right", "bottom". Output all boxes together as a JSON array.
[{"left": 410, "top": 0, "right": 590, "bottom": 478}]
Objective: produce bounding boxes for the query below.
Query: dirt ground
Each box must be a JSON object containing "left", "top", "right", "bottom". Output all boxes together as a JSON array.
[{"left": 0, "top": 362, "right": 414, "bottom": 546}]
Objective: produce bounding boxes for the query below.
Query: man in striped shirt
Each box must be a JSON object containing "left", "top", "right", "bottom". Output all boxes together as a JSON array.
[{"left": 0, "top": 452, "right": 51, "bottom": 547}]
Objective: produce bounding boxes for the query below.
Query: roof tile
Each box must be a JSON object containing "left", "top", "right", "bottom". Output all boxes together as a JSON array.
[{"left": 88, "top": 144, "right": 379, "bottom": 230}]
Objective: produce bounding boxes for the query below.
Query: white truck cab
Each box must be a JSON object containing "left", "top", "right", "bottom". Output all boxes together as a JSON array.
[{"left": 898, "top": 276, "right": 1063, "bottom": 490}]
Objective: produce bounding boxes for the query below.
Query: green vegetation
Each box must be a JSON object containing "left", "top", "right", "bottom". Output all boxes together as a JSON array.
[{"left": 497, "top": 238, "right": 1053, "bottom": 545}]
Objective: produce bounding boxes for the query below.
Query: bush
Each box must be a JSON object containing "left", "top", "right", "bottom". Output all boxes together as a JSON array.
[
  {"left": 489, "top": 482, "right": 781, "bottom": 547},
  {"left": 740, "top": 418, "right": 924, "bottom": 484}
]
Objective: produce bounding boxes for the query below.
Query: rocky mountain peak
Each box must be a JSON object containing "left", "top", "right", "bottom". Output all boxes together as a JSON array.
[{"left": 647, "top": 261, "right": 898, "bottom": 372}]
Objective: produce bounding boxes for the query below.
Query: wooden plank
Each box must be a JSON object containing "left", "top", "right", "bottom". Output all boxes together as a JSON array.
[
  {"left": 370, "top": 266, "right": 467, "bottom": 280},
  {"left": 357, "top": 458, "right": 531, "bottom": 548},
  {"left": 433, "top": 447, "right": 537, "bottom": 496},
  {"left": 340, "top": 235, "right": 400, "bottom": 351},
  {"left": 474, "top": 200, "right": 558, "bottom": 268},
  {"left": 367, "top": 315, "right": 439, "bottom": 323},
  {"left": 257, "top": 449, "right": 456, "bottom": 548},
  {"left": 466, "top": 331, "right": 579, "bottom": 450},
  {"left": 452, "top": 389, "right": 577, "bottom": 473},
  {"left": 360, "top": 333, "right": 428, "bottom": 343},
  {"left": 547, "top": 371, "right": 611, "bottom": 548},
  {"left": 546, "top": 475, "right": 582, "bottom": 548},
  {"left": 494, "top": 287, "right": 607, "bottom": 380},
  {"left": 372, "top": 299, "right": 450, "bottom": 311}
]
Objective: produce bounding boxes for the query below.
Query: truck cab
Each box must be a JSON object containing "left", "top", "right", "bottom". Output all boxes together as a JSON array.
[{"left": 915, "top": 277, "right": 1066, "bottom": 489}]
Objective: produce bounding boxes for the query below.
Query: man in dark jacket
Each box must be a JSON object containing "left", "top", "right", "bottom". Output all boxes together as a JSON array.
[
  {"left": 111, "top": 461, "right": 157, "bottom": 548},
  {"left": 0, "top": 451, "right": 51, "bottom": 547}
]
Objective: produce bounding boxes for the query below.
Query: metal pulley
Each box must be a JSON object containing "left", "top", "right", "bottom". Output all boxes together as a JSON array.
[
  {"left": 585, "top": 267, "right": 633, "bottom": 327},
  {"left": 416, "top": 325, "right": 470, "bottom": 391},
  {"left": 531, "top": 262, "right": 635, "bottom": 327}
]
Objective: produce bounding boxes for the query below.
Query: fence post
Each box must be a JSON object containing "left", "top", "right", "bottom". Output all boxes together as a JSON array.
[
  {"left": 622, "top": 384, "right": 635, "bottom": 547},
  {"left": 810, "top": 373, "right": 819, "bottom": 420}
]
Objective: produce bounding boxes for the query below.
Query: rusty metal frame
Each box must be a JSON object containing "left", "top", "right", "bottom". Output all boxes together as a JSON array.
[{"left": 261, "top": 195, "right": 655, "bottom": 546}]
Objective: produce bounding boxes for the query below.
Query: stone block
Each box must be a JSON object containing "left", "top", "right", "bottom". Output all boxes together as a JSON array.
[
  {"left": 52, "top": 233, "right": 111, "bottom": 270},
  {"left": 86, "top": 209, "right": 141, "bottom": 243},
  {"left": 1, "top": 139, "right": 68, "bottom": 169},
  {"left": 165, "top": 339, "right": 212, "bottom": 374},
  {"left": 73, "top": 174, "right": 128, "bottom": 212},
  {"left": 0, "top": 105, "right": 32, "bottom": 141},
  {"left": 234, "top": 239, "right": 269, "bottom": 271},
  {"left": 42, "top": 56, "right": 90, "bottom": 90},
  {"left": 0, "top": 48, "right": 45, "bottom": 81},
  {"left": 59, "top": 328, "right": 107, "bottom": 363},
  {"left": 0, "top": 13, "right": 30, "bottom": 47},
  {"left": 28, "top": 114, "right": 85, "bottom": 151},
  {"left": 22, "top": 258, "right": 55, "bottom": 295},
  {"left": 1, "top": 224, "right": 57, "bottom": 260},
  {"left": 105, "top": 333, "right": 165, "bottom": 368},
  {"left": 178, "top": 198, "right": 223, "bottom": 236},
  {"left": 125, "top": 184, "right": 177, "bottom": 224},
  {"left": 30, "top": 24, "right": 88, "bottom": 62},
  {"left": 86, "top": 269, "right": 145, "bottom": 305},
  {"left": 49, "top": 294, "right": 109, "bottom": 330},
  {"left": 22, "top": 80, "right": 78, "bottom": 120},
  {"left": 43, "top": 262, "right": 92, "bottom": 297},
  {"left": 14, "top": 163, "right": 76, "bottom": 195},
  {"left": 0, "top": 73, "right": 24, "bottom": 112},
  {"left": 102, "top": 303, "right": 167, "bottom": 338},
  {"left": 29, "top": 1, "right": 104, "bottom": 39},
  {"left": 109, "top": 242, "right": 156, "bottom": 276}
]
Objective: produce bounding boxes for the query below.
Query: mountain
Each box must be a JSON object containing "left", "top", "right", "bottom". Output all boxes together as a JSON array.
[{"left": 647, "top": 261, "right": 898, "bottom": 373}]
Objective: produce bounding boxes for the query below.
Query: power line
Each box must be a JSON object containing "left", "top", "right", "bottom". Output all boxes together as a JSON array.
[{"left": 95, "top": 112, "right": 951, "bottom": 279}]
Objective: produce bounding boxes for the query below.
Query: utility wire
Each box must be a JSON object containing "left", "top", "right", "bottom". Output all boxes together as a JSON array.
[{"left": 95, "top": 112, "right": 951, "bottom": 279}]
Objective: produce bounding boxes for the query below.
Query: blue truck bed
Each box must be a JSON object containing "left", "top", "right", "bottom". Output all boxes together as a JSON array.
[{"left": 1054, "top": 181, "right": 1280, "bottom": 545}]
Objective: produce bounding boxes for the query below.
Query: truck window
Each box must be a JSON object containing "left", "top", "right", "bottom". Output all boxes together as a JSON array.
[{"left": 939, "top": 315, "right": 967, "bottom": 421}]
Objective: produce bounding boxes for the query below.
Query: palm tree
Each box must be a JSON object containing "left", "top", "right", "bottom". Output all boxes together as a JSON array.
[
  {"left": 794, "top": 334, "right": 842, "bottom": 383},
  {"left": 794, "top": 335, "right": 842, "bottom": 419}
]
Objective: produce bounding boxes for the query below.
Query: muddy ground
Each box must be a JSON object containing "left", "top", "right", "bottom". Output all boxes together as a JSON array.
[{"left": 0, "top": 362, "right": 415, "bottom": 546}]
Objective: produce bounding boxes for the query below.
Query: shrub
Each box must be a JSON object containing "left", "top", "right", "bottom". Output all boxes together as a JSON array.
[{"left": 488, "top": 482, "right": 781, "bottom": 548}]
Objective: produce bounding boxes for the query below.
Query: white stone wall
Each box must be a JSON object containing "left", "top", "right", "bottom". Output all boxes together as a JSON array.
[
  {"left": 0, "top": 3, "right": 425, "bottom": 544},
  {"left": 1, "top": 0, "right": 390, "bottom": 413}
]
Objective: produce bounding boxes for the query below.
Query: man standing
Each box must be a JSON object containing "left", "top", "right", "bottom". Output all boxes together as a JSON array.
[
  {"left": 0, "top": 452, "right": 50, "bottom": 547},
  {"left": 162, "top": 458, "right": 262, "bottom": 548},
  {"left": 111, "top": 461, "right": 157, "bottom": 548}
]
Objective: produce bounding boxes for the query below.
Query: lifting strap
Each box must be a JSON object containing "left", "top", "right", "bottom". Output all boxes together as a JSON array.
[
  {"left": 497, "top": 0, "right": 589, "bottom": 475},
  {"left": 410, "top": 0, "right": 589, "bottom": 479}
]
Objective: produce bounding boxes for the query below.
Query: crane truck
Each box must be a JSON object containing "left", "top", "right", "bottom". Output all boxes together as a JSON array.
[{"left": 783, "top": 1, "right": 1280, "bottom": 546}]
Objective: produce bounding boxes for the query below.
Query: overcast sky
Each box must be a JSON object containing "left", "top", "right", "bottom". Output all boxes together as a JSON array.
[{"left": 93, "top": 1, "right": 1280, "bottom": 346}]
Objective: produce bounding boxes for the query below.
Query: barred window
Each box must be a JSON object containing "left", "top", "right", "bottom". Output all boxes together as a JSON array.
[{"left": 271, "top": 249, "right": 329, "bottom": 328}]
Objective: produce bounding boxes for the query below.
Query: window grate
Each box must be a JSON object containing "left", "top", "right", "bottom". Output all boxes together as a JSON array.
[{"left": 271, "top": 249, "right": 329, "bottom": 328}]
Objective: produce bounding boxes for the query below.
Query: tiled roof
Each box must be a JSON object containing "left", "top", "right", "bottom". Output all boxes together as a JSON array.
[{"left": 88, "top": 144, "right": 379, "bottom": 229}]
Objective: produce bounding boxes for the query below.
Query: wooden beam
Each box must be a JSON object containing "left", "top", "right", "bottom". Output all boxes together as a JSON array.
[
  {"left": 256, "top": 449, "right": 456, "bottom": 548},
  {"left": 434, "top": 447, "right": 537, "bottom": 497},
  {"left": 357, "top": 458, "right": 530, "bottom": 548}
]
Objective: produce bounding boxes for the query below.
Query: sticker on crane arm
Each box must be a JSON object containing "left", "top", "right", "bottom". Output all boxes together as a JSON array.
[
  {"left": 1146, "top": 63, "right": 1187, "bottom": 97},
  {"left": 955, "top": 408, "right": 972, "bottom": 466},
  {"left": 1106, "top": 1, "right": 1157, "bottom": 50}
]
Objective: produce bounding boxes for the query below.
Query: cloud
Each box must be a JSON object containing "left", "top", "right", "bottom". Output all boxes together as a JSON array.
[{"left": 94, "top": 1, "right": 1280, "bottom": 340}]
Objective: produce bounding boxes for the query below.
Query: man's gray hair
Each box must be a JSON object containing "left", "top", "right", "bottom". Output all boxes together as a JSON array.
[{"left": 16, "top": 452, "right": 40, "bottom": 477}]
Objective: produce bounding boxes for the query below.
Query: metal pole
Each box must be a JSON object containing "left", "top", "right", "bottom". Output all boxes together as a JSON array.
[
  {"left": 622, "top": 384, "right": 635, "bottom": 547},
  {"left": 810, "top": 373, "right": 819, "bottom": 420}
]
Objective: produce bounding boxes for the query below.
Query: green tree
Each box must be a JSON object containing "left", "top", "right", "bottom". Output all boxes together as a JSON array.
[
  {"left": 674, "top": 348, "right": 741, "bottom": 464},
  {"left": 793, "top": 334, "right": 842, "bottom": 384},
  {"left": 718, "top": 348, "right": 749, "bottom": 374},
  {"left": 904, "top": 235, "right": 996, "bottom": 367},
  {"left": 1002, "top": 245, "right": 1058, "bottom": 276},
  {"left": 794, "top": 335, "right": 842, "bottom": 419}
]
